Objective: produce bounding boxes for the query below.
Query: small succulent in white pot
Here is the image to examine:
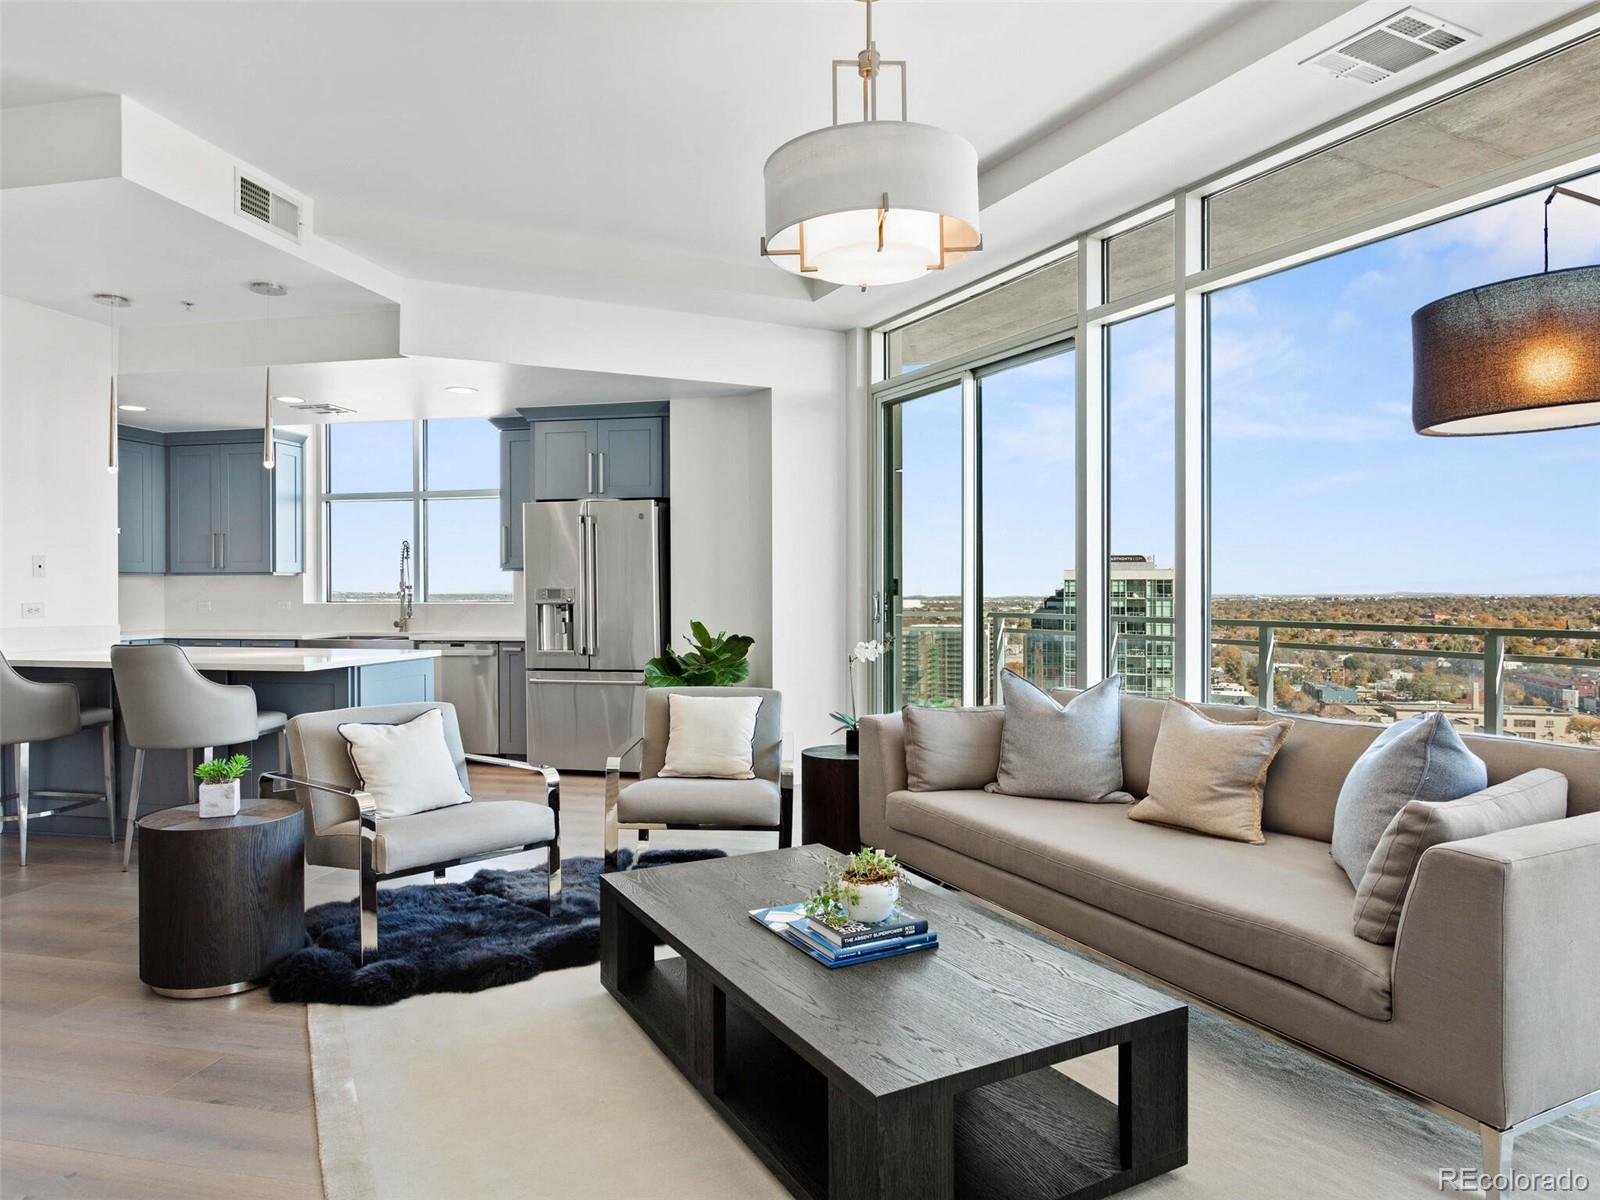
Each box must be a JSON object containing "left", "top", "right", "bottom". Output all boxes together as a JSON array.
[
  {"left": 803, "top": 848, "right": 903, "bottom": 930},
  {"left": 195, "top": 754, "right": 250, "bottom": 818}
]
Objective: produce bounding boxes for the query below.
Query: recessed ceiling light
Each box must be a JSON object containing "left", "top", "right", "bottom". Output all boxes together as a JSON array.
[
  {"left": 246, "top": 281, "right": 289, "bottom": 297},
  {"left": 118, "top": 404, "right": 148, "bottom": 412},
  {"left": 276, "top": 396, "right": 306, "bottom": 405},
  {"left": 445, "top": 385, "right": 478, "bottom": 395}
]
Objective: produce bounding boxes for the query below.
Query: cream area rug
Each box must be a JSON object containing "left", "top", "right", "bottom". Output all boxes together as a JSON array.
[{"left": 309, "top": 958, "right": 1600, "bottom": 1200}]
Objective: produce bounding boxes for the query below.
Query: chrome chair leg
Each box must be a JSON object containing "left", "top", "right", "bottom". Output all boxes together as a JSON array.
[
  {"left": 358, "top": 811, "right": 379, "bottom": 964},
  {"left": 122, "top": 748, "right": 145, "bottom": 872},
  {"left": 545, "top": 841, "right": 562, "bottom": 913},
  {"left": 1479, "top": 1125, "right": 1513, "bottom": 1200},
  {"left": 101, "top": 724, "right": 116, "bottom": 843},
  {"left": 16, "top": 743, "right": 30, "bottom": 866},
  {"left": 186, "top": 748, "right": 195, "bottom": 805},
  {"left": 277, "top": 729, "right": 288, "bottom": 776}
]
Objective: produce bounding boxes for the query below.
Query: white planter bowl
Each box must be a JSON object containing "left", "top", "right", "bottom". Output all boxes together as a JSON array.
[
  {"left": 845, "top": 879, "right": 899, "bottom": 925},
  {"left": 197, "top": 779, "right": 241, "bottom": 819}
]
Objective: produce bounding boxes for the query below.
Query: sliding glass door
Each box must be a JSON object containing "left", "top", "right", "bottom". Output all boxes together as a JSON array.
[{"left": 977, "top": 347, "right": 1077, "bottom": 703}]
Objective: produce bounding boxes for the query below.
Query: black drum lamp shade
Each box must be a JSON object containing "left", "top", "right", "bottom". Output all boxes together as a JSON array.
[{"left": 1412, "top": 265, "right": 1600, "bottom": 435}]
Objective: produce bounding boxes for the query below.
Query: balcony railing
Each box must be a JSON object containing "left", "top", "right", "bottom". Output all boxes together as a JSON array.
[{"left": 1212, "top": 619, "right": 1600, "bottom": 737}]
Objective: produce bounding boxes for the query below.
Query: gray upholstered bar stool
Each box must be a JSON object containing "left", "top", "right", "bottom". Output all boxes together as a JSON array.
[
  {"left": 110, "top": 644, "right": 287, "bottom": 871},
  {"left": 0, "top": 651, "right": 117, "bottom": 865}
]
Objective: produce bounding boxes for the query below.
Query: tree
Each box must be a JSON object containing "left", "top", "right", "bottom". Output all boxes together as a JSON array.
[{"left": 1569, "top": 715, "right": 1600, "bottom": 744}]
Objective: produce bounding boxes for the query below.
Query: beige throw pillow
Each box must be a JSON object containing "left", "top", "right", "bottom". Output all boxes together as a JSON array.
[
  {"left": 658, "top": 693, "right": 764, "bottom": 779},
  {"left": 338, "top": 708, "right": 472, "bottom": 819},
  {"left": 1127, "top": 699, "right": 1291, "bottom": 844},
  {"left": 903, "top": 705, "right": 1005, "bottom": 791},
  {"left": 1351, "top": 768, "right": 1567, "bottom": 944}
]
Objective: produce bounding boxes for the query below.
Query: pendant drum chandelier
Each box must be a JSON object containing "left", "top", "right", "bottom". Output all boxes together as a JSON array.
[
  {"left": 1412, "top": 185, "right": 1600, "bottom": 435},
  {"left": 760, "top": 0, "right": 981, "bottom": 290}
]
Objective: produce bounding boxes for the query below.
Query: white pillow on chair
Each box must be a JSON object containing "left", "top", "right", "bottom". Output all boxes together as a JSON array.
[
  {"left": 658, "top": 694, "right": 763, "bottom": 780},
  {"left": 338, "top": 708, "right": 472, "bottom": 818}
]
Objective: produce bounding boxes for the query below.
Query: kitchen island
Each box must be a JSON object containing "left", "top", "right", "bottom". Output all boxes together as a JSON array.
[{"left": 2, "top": 645, "right": 440, "bottom": 842}]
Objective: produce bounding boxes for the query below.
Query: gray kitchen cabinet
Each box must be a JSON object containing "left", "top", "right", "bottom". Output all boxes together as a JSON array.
[
  {"left": 117, "top": 434, "right": 166, "bottom": 574},
  {"left": 596, "top": 417, "right": 664, "bottom": 498},
  {"left": 166, "top": 431, "right": 306, "bottom": 575},
  {"left": 499, "top": 642, "right": 527, "bottom": 756},
  {"left": 531, "top": 416, "right": 666, "bottom": 501},
  {"left": 532, "top": 419, "right": 596, "bottom": 501},
  {"left": 500, "top": 426, "right": 531, "bottom": 570}
]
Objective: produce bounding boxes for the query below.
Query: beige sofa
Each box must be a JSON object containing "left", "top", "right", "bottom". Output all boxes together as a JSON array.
[{"left": 859, "top": 693, "right": 1600, "bottom": 1173}]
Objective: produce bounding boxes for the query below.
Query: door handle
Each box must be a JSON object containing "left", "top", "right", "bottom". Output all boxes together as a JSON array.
[
  {"left": 586, "top": 451, "right": 595, "bottom": 495},
  {"left": 219, "top": 532, "right": 226, "bottom": 570},
  {"left": 211, "top": 531, "right": 219, "bottom": 570},
  {"left": 577, "top": 513, "right": 590, "bottom": 656},
  {"left": 597, "top": 452, "right": 605, "bottom": 495},
  {"left": 528, "top": 677, "right": 639, "bottom": 686},
  {"left": 588, "top": 516, "right": 599, "bottom": 656}
]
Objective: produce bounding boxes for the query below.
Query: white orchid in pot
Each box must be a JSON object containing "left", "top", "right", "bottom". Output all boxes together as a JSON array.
[{"left": 830, "top": 639, "right": 885, "bottom": 754}]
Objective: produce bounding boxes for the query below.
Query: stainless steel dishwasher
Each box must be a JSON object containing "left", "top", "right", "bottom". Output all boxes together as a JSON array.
[{"left": 417, "top": 642, "right": 500, "bottom": 755}]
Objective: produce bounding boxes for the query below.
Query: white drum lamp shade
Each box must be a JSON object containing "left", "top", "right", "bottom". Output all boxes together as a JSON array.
[
  {"left": 1412, "top": 265, "right": 1600, "bottom": 435},
  {"left": 763, "top": 120, "right": 980, "bottom": 288}
]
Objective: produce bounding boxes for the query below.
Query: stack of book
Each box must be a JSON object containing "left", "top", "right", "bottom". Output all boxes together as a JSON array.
[{"left": 748, "top": 902, "right": 937, "bottom": 968}]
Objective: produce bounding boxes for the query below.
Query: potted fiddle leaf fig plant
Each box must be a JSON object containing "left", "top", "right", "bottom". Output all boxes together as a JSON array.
[
  {"left": 803, "top": 847, "right": 903, "bottom": 928},
  {"left": 644, "top": 621, "right": 755, "bottom": 687},
  {"left": 194, "top": 754, "right": 250, "bottom": 819}
]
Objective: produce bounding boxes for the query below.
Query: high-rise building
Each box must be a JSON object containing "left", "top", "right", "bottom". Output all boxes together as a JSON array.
[
  {"left": 1026, "top": 555, "right": 1175, "bottom": 698},
  {"left": 897, "top": 621, "right": 964, "bottom": 707}
]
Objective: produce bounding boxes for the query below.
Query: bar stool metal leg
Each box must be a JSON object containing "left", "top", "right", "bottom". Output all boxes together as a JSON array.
[
  {"left": 16, "top": 743, "right": 30, "bottom": 867},
  {"left": 101, "top": 724, "right": 116, "bottom": 843},
  {"left": 122, "top": 748, "right": 145, "bottom": 872}
]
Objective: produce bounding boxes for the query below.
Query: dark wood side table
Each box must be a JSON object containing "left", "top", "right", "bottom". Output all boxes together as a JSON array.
[
  {"left": 137, "top": 799, "right": 305, "bottom": 998},
  {"left": 800, "top": 744, "right": 860, "bottom": 854}
]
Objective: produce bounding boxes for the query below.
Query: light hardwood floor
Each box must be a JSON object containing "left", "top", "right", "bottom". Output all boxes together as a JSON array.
[{"left": 1, "top": 768, "right": 777, "bottom": 1199}]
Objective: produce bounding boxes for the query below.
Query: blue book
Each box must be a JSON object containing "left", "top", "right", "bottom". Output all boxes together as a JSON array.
[
  {"left": 749, "top": 903, "right": 938, "bottom": 969},
  {"left": 791, "top": 921, "right": 937, "bottom": 961},
  {"left": 803, "top": 910, "right": 929, "bottom": 949}
]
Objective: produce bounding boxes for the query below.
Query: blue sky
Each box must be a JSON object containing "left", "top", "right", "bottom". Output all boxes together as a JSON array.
[
  {"left": 897, "top": 175, "right": 1600, "bottom": 598},
  {"left": 329, "top": 418, "right": 511, "bottom": 599}
]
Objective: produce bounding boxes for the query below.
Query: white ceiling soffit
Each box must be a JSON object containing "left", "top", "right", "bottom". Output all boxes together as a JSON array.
[
  {"left": 0, "top": 1, "right": 1586, "bottom": 332},
  {"left": 116, "top": 355, "right": 755, "bottom": 432}
]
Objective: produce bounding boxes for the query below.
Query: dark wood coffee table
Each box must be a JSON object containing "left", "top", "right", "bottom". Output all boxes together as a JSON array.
[{"left": 601, "top": 845, "right": 1187, "bottom": 1200}]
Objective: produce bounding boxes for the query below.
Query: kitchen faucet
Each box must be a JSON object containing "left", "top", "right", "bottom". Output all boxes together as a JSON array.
[{"left": 393, "top": 540, "right": 414, "bottom": 633}]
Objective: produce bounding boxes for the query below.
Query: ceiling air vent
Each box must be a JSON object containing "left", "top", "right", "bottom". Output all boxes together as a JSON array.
[
  {"left": 1305, "top": 8, "right": 1477, "bottom": 86},
  {"left": 293, "top": 402, "right": 356, "bottom": 416},
  {"left": 235, "top": 171, "right": 303, "bottom": 242}
]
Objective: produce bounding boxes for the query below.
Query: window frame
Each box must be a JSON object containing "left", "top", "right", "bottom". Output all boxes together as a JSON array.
[
  {"left": 868, "top": 17, "right": 1600, "bottom": 719},
  {"left": 322, "top": 419, "right": 509, "bottom": 604}
]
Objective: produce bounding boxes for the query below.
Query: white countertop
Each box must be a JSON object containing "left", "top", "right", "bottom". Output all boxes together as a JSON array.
[
  {"left": 10, "top": 646, "right": 443, "bottom": 673},
  {"left": 118, "top": 629, "right": 523, "bottom": 643}
]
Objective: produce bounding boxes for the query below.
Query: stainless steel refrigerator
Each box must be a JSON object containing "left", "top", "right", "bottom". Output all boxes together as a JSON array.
[{"left": 524, "top": 498, "right": 666, "bottom": 771}]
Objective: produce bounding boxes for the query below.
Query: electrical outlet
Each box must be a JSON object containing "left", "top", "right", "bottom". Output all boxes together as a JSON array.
[
  {"left": 276, "top": 600, "right": 292, "bottom": 610},
  {"left": 198, "top": 599, "right": 213, "bottom": 612},
  {"left": 30, "top": 555, "right": 45, "bottom": 579},
  {"left": 20, "top": 603, "right": 43, "bottom": 620}
]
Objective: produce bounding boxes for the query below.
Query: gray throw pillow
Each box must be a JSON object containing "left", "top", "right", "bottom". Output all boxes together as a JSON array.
[
  {"left": 988, "top": 671, "right": 1123, "bottom": 802},
  {"left": 1330, "top": 712, "right": 1488, "bottom": 888},
  {"left": 903, "top": 705, "right": 1005, "bottom": 791},
  {"left": 1351, "top": 768, "right": 1568, "bottom": 944}
]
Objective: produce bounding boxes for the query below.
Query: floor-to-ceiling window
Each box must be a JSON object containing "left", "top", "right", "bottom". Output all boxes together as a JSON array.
[
  {"left": 1107, "top": 308, "right": 1175, "bottom": 698},
  {"left": 977, "top": 346, "right": 1076, "bottom": 702},
  {"left": 884, "top": 385, "right": 964, "bottom": 707}
]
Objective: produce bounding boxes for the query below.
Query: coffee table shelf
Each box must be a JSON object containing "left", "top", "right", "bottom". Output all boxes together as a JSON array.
[{"left": 601, "top": 847, "right": 1187, "bottom": 1200}]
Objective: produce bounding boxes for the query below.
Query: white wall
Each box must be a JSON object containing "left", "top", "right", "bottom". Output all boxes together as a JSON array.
[
  {"left": 668, "top": 393, "right": 774, "bottom": 687},
  {"left": 0, "top": 297, "right": 120, "bottom": 651}
]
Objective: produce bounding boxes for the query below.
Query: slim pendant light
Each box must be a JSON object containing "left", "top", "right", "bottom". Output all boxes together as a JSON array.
[
  {"left": 93, "top": 293, "right": 133, "bottom": 473},
  {"left": 263, "top": 367, "right": 276, "bottom": 470},
  {"left": 1412, "top": 185, "right": 1600, "bottom": 435},
  {"left": 760, "top": 0, "right": 980, "bottom": 290}
]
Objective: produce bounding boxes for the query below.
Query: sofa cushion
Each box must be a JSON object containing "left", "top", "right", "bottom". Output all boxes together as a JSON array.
[
  {"left": 885, "top": 788, "right": 1394, "bottom": 1019},
  {"left": 1352, "top": 768, "right": 1568, "bottom": 944},
  {"left": 618, "top": 776, "right": 781, "bottom": 826},
  {"left": 992, "top": 672, "right": 1124, "bottom": 802},
  {"left": 1331, "top": 712, "right": 1488, "bottom": 888},
  {"left": 903, "top": 705, "right": 1004, "bottom": 791},
  {"left": 1127, "top": 700, "right": 1292, "bottom": 844}
]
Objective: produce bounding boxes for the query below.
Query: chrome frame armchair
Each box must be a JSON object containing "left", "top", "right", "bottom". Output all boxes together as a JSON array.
[
  {"left": 604, "top": 687, "right": 792, "bottom": 867},
  {"left": 261, "top": 703, "right": 561, "bottom": 964}
]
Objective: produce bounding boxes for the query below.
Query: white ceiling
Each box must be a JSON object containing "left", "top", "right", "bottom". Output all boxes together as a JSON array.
[
  {"left": 118, "top": 355, "right": 754, "bottom": 431},
  {"left": 0, "top": 177, "right": 394, "bottom": 327},
  {"left": 0, "top": 1, "right": 1588, "bottom": 331}
]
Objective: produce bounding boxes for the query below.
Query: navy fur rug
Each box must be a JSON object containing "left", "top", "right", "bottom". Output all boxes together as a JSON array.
[{"left": 269, "top": 848, "right": 724, "bottom": 1006}]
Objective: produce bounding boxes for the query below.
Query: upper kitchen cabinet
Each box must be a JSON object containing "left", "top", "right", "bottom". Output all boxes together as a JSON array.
[
  {"left": 528, "top": 410, "right": 668, "bottom": 502},
  {"left": 117, "top": 431, "right": 167, "bottom": 575},
  {"left": 166, "top": 429, "right": 306, "bottom": 575},
  {"left": 531, "top": 419, "right": 597, "bottom": 501},
  {"left": 499, "top": 425, "right": 531, "bottom": 571},
  {"left": 595, "top": 417, "right": 663, "bottom": 498}
]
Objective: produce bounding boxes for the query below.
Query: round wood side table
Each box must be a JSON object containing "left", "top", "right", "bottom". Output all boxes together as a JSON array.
[
  {"left": 137, "top": 799, "right": 305, "bottom": 999},
  {"left": 800, "top": 744, "right": 861, "bottom": 855}
]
